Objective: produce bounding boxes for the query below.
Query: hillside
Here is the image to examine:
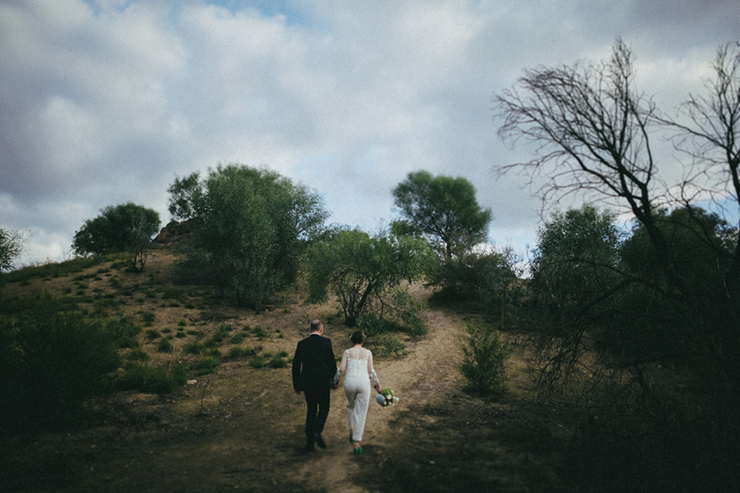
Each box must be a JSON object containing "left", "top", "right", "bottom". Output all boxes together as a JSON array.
[{"left": 0, "top": 249, "right": 571, "bottom": 493}]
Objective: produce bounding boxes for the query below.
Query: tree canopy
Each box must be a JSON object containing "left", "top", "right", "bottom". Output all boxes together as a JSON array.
[
  {"left": 72, "top": 203, "right": 160, "bottom": 270},
  {"left": 392, "top": 171, "right": 492, "bottom": 261},
  {"left": 494, "top": 39, "right": 740, "bottom": 491},
  {"left": 168, "top": 164, "right": 328, "bottom": 309},
  {"left": 0, "top": 228, "right": 24, "bottom": 273},
  {"left": 306, "top": 228, "right": 431, "bottom": 329}
]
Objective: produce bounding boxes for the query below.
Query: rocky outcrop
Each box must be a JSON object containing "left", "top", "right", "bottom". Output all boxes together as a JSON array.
[{"left": 155, "top": 221, "right": 191, "bottom": 246}]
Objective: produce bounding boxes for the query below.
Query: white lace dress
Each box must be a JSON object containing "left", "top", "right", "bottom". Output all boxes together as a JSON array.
[{"left": 333, "top": 346, "right": 380, "bottom": 442}]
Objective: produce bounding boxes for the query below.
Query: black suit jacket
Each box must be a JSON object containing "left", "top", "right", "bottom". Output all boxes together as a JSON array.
[{"left": 292, "top": 334, "right": 336, "bottom": 392}]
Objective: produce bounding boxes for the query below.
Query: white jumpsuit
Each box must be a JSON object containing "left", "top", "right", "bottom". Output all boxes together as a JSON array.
[{"left": 334, "top": 347, "right": 380, "bottom": 442}]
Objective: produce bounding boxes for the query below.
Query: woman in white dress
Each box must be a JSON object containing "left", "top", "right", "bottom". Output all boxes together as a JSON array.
[{"left": 333, "top": 330, "right": 382, "bottom": 455}]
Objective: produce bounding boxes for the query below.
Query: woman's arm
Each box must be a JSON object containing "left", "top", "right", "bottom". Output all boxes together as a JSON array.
[
  {"left": 367, "top": 351, "right": 381, "bottom": 392},
  {"left": 333, "top": 349, "right": 348, "bottom": 385}
]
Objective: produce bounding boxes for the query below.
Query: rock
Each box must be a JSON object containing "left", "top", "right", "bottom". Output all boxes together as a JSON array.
[{"left": 155, "top": 221, "right": 191, "bottom": 246}]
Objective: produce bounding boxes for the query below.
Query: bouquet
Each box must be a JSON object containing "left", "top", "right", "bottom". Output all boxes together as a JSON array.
[{"left": 375, "top": 387, "right": 400, "bottom": 407}]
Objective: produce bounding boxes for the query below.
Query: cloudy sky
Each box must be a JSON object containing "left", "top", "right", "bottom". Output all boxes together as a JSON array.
[{"left": 1, "top": 0, "right": 739, "bottom": 268}]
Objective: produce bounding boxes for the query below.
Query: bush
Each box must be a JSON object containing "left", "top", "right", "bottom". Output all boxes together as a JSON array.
[
  {"left": 0, "top": 301, "right": 121, "bottom": 433},
  {"left": 127, "top": 348, "right": 150, "bottom": 362},
  {"left": 459, "top": 319, "right": 513, "bottom": 395},
  {"left": 157, "top": 338, "right": 173, "bottom": 353},
  {"left": 250, "top": 356, "right": 265, "bottom": 369},
  {"left": 116, "top": 362, "right": 187, "bottom": 394},
  {"left": 268, "top": 354, "right": 287, "bottom": 368},
  {"left": 230, "top": 333, "right": 246, "bottom": 344},
  {"left": 379, "top": 336, "right": 408, "bottom": 357},
  {"left": 184, "top": 341, "right": 205, "bottom": 355},
  {"left": 189, "top": 357, "right": 221, "bottom": 375}
]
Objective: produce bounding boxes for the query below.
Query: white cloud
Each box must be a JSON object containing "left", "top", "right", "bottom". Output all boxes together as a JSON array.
[{"left": 1, "top": 0, "right": 738, "bottom": 266}]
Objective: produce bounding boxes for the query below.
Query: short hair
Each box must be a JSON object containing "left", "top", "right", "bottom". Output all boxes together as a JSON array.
[
  {"left": 310, "top": 320, "right": 323, "bottom": 333},
  {"left": 350, "top": 330, "right": 366, "bottom": 344}
]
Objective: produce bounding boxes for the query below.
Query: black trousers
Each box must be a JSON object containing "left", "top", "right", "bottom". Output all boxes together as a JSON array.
[{"left": 304, "top": 385, "right": 330, "bottom": 439}]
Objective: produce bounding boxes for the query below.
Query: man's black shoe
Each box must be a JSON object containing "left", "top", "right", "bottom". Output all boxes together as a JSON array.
[
  {"left": 306, "top": 437, "right": 315, "bottom": 451},
  {"left": 314, "top": 433, "right": 326, "bottom": 449}
]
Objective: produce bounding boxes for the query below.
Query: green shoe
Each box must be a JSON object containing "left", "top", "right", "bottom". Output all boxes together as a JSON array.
[{"left": 354, "top": 447, "right": 363, "bottom": 456}]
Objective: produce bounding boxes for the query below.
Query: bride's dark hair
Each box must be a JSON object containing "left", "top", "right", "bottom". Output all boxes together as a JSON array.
[{"left": 350, "top": 331, "right": 366, "bottom": 345}]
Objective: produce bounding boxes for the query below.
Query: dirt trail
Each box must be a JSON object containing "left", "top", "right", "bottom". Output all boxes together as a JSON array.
[{"left": 287, "top": 309, "right": 466, "bottom": 492}]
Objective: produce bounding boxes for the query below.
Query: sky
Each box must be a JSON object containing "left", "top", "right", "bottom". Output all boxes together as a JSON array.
[{"left": 1, "top": 0, "right": 739, "bottom": 269}]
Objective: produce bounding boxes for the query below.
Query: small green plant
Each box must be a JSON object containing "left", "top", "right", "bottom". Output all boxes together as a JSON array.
[
  {"left": 227, "top": 346, "right": 248, "bottom": 359},
  {"left": 379, "top": 336, "right": 408, "bottom": 357},
  {"left": 250, "top": 356, "right": 265, "bottom": 369},
  {"left": 127, "top": 348, "right": 150, "bottom": 362},
  {"left": 252, "top": 326, "right": 268, "bottom": 339},
  {"left": 117, "top": 362, "right": 187, "bottom": 394},
  {"left": 141, "top": 311, "right": 156, "bottom": 326},
  {"left": 145, "top": 329, "right": 160, "bottom": 341},
  {"left": 230, "top": 333, "right": 246, "bottom": 344},
  {"left": 161, "top": 328, "right": 172, "bottom": 334},
  {"left": 184, "top": 341, "right": 205, "bottom": 355},
  {"left": 157, "top": 338, "right": 173, "bottom": 353},
  {"left": 190, "top": 357, "right": 220, "bottom": 376},
  {"left": 459, "top": 319, "right": 513, "bottom": 395},
  {"left": 268, "top": 354, "right": 287, "bottom": 368}
]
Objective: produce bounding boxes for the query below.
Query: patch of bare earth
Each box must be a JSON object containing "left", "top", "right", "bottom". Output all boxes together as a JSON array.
[{"left": 1, "top": 251, "right": 572, "bottom": 492}]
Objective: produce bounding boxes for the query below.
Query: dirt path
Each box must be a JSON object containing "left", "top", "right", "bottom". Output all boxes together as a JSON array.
[{"left": 286, "top": 308, "right": 466, "bottom": 492}]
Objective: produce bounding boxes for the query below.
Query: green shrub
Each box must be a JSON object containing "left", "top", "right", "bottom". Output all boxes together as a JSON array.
[
  {"left": 0, "top": 300, "right": 120, "bottom": 433},
  {"left": 145, "top": 329, "right": 160, "bottom": 341},
  {"left": 379, "top": 336, "right": 408, "bottom": 357},
  {"left": 190, "top": 357, "right": 220, "bottom": 375},
  {"left": 230, "top": 333, "right": 246, "bottom": 344},
  {"left": 459, "top": 319, "right": 512, "bottom": 395},
  {"left": 252, "top": 326, "right": 268, "bottom": 338},
  {"left": 268, "top": 355, "right": 287, "bottom": 368},
  {"left": 157, "top": 338, "right": 173, "bottom": 353},
  {"left": 127, "top": 348, "right": 150, "bottom": 362},
  {"left": 141, "top": 311, "right": 156, "bottom": 326},
  {"left": 116, "top": 362, "right": 187, "bottom": 394},
  {"left": 250, "top": 356, "right": 265, "bottom": 369},
  {"left": 227, "top": 346, "right": 247, "bottom": 359},
  {"left": 184, "top": 341, "right": 205, "bottom": 355}
]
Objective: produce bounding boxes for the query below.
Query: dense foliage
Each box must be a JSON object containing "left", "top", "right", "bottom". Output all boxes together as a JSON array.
[
  {"left": 168, "top": 164, "right": 327, "bottom": 309},
  {"left": 459, "top": 318, "right": 513, "bottom": 395},
  {"left": 306, "top": 228, "right": 431, "bottom": 329},
  {"left": 0, "top": 296, "right": 121, "bottom": 433},
  {"left": 72, "top": 202, "right": 160, "bottom": 271},
  {"left": 0, "top": 228, "right": 24, "bottom": 273},
  {"left": 495, "top": 40, "right": 740, "bottom": 492},
  {"left": 392, "top": 171, "right": 492, "bottom": 261}
]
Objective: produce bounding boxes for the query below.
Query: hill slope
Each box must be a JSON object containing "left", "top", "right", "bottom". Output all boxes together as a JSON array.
[{"left": 0, "top": 250, "right": 569, "bottom": 492}]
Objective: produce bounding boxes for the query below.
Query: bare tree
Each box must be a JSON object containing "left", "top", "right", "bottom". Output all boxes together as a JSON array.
[{"left": 494, "top": 39, "right": 740, "bottom": 395}]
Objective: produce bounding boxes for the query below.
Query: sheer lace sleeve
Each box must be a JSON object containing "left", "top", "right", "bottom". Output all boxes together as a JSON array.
[
  {"left": 367, "top": 350, "right": 380, "bottom": 387},
  {"left": 333, "top": 349, "right": 348, "bottom": 385}
]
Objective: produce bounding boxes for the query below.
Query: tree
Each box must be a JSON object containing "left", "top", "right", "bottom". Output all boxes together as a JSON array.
[
  {"left": 306, "top": 228, "right": 431, "bottom": 329},
  {"left": 494, "top": 38, "right": 740, "bottom": 391},
  {"left": 392, "top": 171, "right": 492, "bottom": 261},
  {"left": 532, "top": 205, "right": 624, "bottom": 313},
  {"left": 168, "top": 164, "right": 327, "bottom": 309},
  {"left": 0, "top": 228, "right": 24, "bottom": 273},
  {"left": 72, "top": 203, "right": 160, "bottom": 270},
  {"left": 494, "top": 38, "right": 740, "bottom": 492}
]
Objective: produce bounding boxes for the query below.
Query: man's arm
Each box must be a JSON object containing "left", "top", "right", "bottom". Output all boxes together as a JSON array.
[{"left": 292, "top": 343, "right": 303, "bottom": 394}]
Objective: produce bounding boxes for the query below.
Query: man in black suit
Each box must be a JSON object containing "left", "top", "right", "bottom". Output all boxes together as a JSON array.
[{"left": 292, "top": 320, "right": 337, "bottom": 451}]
